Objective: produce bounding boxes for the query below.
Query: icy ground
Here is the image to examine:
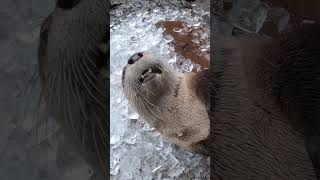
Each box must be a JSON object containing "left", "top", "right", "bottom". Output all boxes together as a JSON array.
[{"left": 110, "top": 2, "right": 210, "bottom": 180}]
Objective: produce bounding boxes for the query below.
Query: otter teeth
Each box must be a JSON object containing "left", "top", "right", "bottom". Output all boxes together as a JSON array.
[
  {"left": 177, "top": 132, "right": 183, "bottom": 137},
  {"left": 140, "top": 68, "right": 153, "bottom": 79}
]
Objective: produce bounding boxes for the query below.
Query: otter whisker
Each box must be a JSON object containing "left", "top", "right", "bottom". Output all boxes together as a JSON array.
[
  {"left": 33, "top": 87, "right": 44, "bottom": 144},
  {"left": 136, "top": 91, "right": 168, "bottom": 121},
  {"left": 132, "top": 81, "right": 161, "bottom": 118},
  {"left": 74, "top": 81, "right": 87, "bottom": 146},
  {"left": 34, "top": 71, "right": 59, "bottom": 142},
  {"left": 63, "top": 57, "right": 78, "bottom": 139},
  {"left": 133, "top": 80, "right": 157, "bottom": 109},
  {"left": 69, "top": 56, "right": 88, "bottom": 144},
  {"left": 82, "top": 53, "right": 107, "bottom": 98},
  {"left": 76, "top": 58, "right": 105, "bottom": 107},
  {"left": 73, "top": 51, "right": 106, "bottom": 174},
  {"left": 84, "top": 46, "right": 100, "bottom": 68},
  {"left": 90, "top": 118, "right": 107, "bottom": 177}
]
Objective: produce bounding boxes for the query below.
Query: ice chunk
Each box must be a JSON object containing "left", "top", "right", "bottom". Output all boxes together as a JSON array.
[
  {"left": 110, "top": 135, "right": 120, "bottom": 145},
  {"left": 168, "top": 165, "right": 185, "bottom": 178},
  {"left": 163, "top": 34, "right": 174, "bottom": 42},
  {"left": 228, "top": 0, "right": 270, "bottom": 33}
]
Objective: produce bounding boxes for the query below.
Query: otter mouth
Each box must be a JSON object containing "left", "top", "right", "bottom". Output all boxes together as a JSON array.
[{"left": 139, "top": 66, "right": 162, "bottom": 83}]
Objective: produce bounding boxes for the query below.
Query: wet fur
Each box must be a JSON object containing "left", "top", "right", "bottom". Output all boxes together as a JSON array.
[
  {"left": 123, "top": 29, "right": 320, "bottom": 178},
  {"left": 205, "top": 23, "right": 320, "bottom": 179},
  {"left": 122, "top": 52, "right": 209, "bottom": 152},
  {"left": 38, "top": 0, "right": 108, "bottom": 178}
]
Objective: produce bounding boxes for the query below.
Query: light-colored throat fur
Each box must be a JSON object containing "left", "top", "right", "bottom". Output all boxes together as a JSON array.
[{"left": 131, "top": 71, "right": 209, "bottom": 152}]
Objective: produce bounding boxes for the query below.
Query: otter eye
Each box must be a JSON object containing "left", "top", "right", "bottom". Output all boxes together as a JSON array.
[{"left": 57, "top": 0, "right": 81, "bottom": 9}]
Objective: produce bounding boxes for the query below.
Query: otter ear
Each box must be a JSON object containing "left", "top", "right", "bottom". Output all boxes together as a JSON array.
[{"left": 57, "top": 0, "right": 81, "bottom": 9}]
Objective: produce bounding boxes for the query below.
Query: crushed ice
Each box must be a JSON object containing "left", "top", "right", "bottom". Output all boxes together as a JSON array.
[{"left": 110, "top": 1, "right": 209, "bottom": 179}]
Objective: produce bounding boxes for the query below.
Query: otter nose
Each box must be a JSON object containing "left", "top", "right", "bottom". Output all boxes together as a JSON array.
[{"left": 128, "top": 52, "right": 143, "bottom": 64}]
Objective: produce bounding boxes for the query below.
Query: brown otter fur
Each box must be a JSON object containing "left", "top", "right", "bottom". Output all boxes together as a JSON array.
[
  {"left": 38, "top": 0, "right": 108, "bottom": 178},
  {"left": 204, "top": 23, "right": 320, "bottom": 179},
  {"left": 122, "top": 52, "right": 209, "bottom": 152},
  {"left": 123, "top": 11, "right": 320, "bottom": 180}
]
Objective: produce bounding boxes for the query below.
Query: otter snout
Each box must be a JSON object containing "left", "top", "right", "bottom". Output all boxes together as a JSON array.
[{"left": 128, "top": 52, "right": 143, "bottom": 64}]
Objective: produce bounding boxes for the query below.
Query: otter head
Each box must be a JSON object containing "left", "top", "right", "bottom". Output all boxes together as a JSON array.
[{"left": 122, "top": 52, "right": 179, "bottom": 109}]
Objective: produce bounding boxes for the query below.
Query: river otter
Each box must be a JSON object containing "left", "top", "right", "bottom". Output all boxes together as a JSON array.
[
  {"left": 38, "top": 0, "right": 108, "bottom": 178},
  {"left": 123, "top": 17, "right": 320, "bottom": 180},
  {"left": 122, "top": 52, "right": 210, "bottom": 152}
]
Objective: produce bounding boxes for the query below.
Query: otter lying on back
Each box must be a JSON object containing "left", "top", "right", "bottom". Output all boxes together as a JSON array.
[
  {"left": 123, "top": 23, "right": 320, "bottom": 179},
  {"left": 122, "top": 52, "right": 210, "bottom": 152}
]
